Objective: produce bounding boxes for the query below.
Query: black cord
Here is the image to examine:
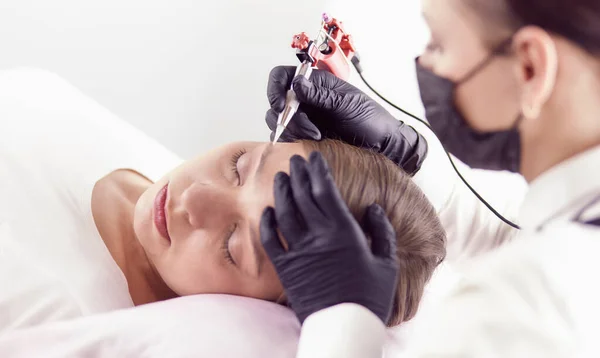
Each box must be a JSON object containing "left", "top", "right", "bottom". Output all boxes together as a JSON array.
[{"left": 352, "top": 58, "right": 521, "bottom": 230}]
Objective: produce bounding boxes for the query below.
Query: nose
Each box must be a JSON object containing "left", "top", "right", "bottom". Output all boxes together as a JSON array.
[{"left": 180, "top": 182, "right": 237, "bottom": 229}]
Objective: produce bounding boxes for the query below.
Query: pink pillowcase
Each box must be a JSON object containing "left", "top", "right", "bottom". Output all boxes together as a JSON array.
[{"left": 0, "top": 295, "right": 301, "bottom": 357}]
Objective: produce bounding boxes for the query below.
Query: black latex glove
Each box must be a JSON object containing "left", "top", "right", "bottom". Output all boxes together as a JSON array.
[
  {"left": 265, "top": 66, "right": 428, "bottom": 175},
  {"left": 259, "top": 152, "right": 399, "bottom": 324}
]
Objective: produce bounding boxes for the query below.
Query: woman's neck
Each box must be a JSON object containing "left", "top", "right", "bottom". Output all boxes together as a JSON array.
[
  {"left": 92, "top": 169, "right": 177, "bottom": 305},
  {"left": 521, "top": 55, "right": 600, "bottom": 182},
  {"left": 520, "top": 105, "right": 600, "bottom": 183}
]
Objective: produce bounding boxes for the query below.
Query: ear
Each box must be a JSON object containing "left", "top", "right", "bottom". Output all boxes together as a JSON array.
[{"left": 511, "top": 26, "right": 558, "bottom": 119}]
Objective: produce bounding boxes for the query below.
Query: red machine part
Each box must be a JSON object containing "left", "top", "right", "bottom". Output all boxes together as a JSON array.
[
  {"left": 290, "top": 17, "right": 356, "bottom": 81},
  {"left": 291, "top": 32, "right": 311, "bottom": 50}
]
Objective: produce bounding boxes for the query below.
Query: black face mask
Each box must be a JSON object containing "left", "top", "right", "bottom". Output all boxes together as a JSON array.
[{"left": 415, "top": 46, "right": 522, "bottom": 172}]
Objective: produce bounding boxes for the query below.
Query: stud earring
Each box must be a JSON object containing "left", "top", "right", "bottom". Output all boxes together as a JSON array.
[{"left": 523, "top": 103, "right": 540, "bottom": 120}]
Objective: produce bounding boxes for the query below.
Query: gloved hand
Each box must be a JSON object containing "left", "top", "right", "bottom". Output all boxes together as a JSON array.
[
  {"left": 259, "top": 152, "right": 399, "bottom": 324},
  {"left": 265, "top": 66, "right": 428, "bottom": 175}
]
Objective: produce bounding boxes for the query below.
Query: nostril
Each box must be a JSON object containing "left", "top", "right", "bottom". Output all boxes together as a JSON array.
[
  {"left": 188, "top": 211, "right": 199, "bottom": 227},
  {"left": 181, "top": 182, "right": 213, "bottom": 229},
  {"left": 180, "top": 186, "right": 195, "bottom": 225},
  {"left": 180, "top": 181, "right": 232, "bottom": 230}
]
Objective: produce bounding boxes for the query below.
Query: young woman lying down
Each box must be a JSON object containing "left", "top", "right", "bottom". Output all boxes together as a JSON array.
[{"left": 0, "top": 69, "right": 445, "bottom": 332}]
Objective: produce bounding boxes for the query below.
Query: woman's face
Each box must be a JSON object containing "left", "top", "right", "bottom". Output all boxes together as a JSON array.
[
  {"left": 134, "top": 141, "right": 307, "bottom": 301},
  {"left": 419, "top": 0, "right": 521, "bottom": 131}
]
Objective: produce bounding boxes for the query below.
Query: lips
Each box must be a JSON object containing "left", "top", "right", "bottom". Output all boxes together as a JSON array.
[{"left": 153, "top": 183, "right": 171, "bottom": 243}]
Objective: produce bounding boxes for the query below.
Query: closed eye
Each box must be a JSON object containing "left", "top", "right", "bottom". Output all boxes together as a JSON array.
[
  {"left": 222, "top": 223, "right": 237, "bottom": 266},
  {"left": 229, "top": 149, "right": 247, "bottom": 185}
]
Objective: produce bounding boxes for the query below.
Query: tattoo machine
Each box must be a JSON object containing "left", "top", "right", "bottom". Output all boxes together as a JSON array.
[{"left": 271, "top": 13, "right": 357, "bottom": 144}]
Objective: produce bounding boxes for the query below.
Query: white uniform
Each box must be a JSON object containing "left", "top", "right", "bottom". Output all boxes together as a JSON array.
[{"left": 296, "top": 142, "right": 600, "bottom": 358}]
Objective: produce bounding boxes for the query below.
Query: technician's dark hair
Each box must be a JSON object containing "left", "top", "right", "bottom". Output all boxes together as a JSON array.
[
  {"left": 468, "top": 0, "right": 600, "bottom": 55},
  {"left": 300, "top": 139, "right": 447, "bottom": 326}
]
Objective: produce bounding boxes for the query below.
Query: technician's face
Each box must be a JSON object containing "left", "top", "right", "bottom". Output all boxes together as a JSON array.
[
  {"left": 419, "top": 0, "right": 520, "bottom": 131},
  {"left": 133, "top": 142, "right": 307, "bottom": 301}
]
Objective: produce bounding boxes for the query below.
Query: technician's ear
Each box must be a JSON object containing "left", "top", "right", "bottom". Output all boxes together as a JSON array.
[{"left": 512, "top": 26, "right": 558, "bottom": 120}]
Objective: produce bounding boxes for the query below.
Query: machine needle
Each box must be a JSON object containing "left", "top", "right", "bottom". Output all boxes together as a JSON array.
[{"left": 271, "top": 61, "right": 313, "bottom": 145}]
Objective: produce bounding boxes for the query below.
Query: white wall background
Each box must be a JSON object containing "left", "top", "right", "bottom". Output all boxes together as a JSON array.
[{"left": 0, "top": 0, "right": 429, "bottom": 159}]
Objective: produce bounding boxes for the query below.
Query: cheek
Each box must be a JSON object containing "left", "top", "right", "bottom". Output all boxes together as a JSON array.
[
  {"left": 258, "top": 262, "right": 284, "bottom": 300},
  {"left": 454, "top": 63, "right": 520, "bottom": 131},
  {"left": 157, "top": 237, "right": 234, "bottom": 296}
]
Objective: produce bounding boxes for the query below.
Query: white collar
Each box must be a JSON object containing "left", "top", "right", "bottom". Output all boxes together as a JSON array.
[{"left": 519, "top": 145, "right": 600, "bottom": 229}]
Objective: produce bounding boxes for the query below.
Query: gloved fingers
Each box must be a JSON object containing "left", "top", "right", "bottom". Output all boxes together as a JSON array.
[
  {"left": 364, "top": 204, "right": 397, "bottom": 260},
  {"left": 267, "top": 66, "right": 298, "bottom": 112},
  {"left": 259, "top": 206, "right": 286, "bottom": 260},
  {"left": 265, "top": 109, "right": 321, "bottom": 142},
  {"left": 265, "top": 108, "right": 278, "bottom": 131},
  {"left": 306, "top": 151, "right": 354, "bottom": 220},
  {"left": 292, "top": 74, "right": 346, "bottom": 112},
  {"left": 289, "top": 155, "right": 325, "bottom": 226},
  {"left": 287, "top": 112, "right": 322, "bottom": 140},
  {"left": 273, "top": 172, "right": 306, "bottom": 248}
]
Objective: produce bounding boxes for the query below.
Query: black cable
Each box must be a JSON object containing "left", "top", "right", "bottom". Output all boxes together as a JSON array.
[{"left": 351, "top": 57, "right": 521, "bottom": 230}]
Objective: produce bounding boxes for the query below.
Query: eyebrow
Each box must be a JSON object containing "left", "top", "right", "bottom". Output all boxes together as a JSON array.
[
  {"left": 255, "top": 144, "right": 274, "bottom": 178},
  {"left": 247, "top": 144, "right": 276, "bottom": 277}
]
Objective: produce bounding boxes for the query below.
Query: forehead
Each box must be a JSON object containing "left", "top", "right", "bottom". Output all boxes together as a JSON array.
[
  {"left": 257, "top": 142, "right": 308, "bottom": 178},
  {"left": 422, "top": 0, "right": 461, "bottom": 21},
  {"left": 423, "top": 0, "right": 485, "bottom": 35},
  {"left": 421, "top": 0, "right": 497, "bottom": 69},
  {"left": 423, "top": 0, "right": 509, "bottom": 42}
]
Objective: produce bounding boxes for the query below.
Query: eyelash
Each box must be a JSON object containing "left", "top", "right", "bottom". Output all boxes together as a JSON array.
[
  {"left": 230, "top": 149, "right": 247, "bottom": 183},
  {"left": 222, "top": 148, "right": 246, "bottom": 266},
  {"left": 222, "top": 223, "right": 237, "bottom": 266}
]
